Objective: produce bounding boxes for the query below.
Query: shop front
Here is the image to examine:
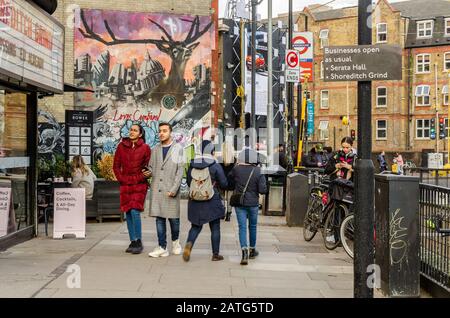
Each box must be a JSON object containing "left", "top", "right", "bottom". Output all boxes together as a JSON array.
[{"left": 0, "top": 0, "right": 64, "bottom": 250}]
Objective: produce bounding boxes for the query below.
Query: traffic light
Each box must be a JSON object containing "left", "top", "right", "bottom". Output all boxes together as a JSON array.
[
  {"left": 439, "top": 117, "right": 446, "bottom": 139},
  {"left": 350, "top": 129, "right": 356, "bottom": 140},
  {"left": 430, "top": 118, "right": 436, "bottom": 140}
]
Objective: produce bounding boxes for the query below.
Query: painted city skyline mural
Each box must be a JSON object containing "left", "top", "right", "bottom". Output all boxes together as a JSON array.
[{"left": 74, "top": 8, "right": 214, "bottom": 161}]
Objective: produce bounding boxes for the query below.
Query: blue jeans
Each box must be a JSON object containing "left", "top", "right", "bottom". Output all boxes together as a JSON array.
[
  {"left": 186, "top": 218, "right": 221, "bottom": 255},
  {"left": 125, "top": 209, "right": 142, "bottom": 241},
  {"left": 235, "top": 206, "right": 259, "bottom": 249},
  {"left": 156, "top": 217, "right": 180, "bottom": 249}
]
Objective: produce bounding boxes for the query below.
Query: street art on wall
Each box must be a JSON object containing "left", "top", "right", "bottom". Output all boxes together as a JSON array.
[{"left": 73, "top": 9, "right": 214, "bottom": 161}]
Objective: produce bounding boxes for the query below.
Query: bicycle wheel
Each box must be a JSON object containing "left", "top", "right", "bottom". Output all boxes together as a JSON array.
[
  {"left": 303, "top": 192, "right": 321, "bottom": 241},
  {"left": 340, "top": 213, "right": 354, "bottom": 259},
  {"left": 323, "top": 203, "right": 348, "bottom": 250}
]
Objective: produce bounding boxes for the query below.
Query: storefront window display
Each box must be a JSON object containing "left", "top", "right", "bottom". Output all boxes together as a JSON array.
[{"left": 0, "top": 91, "right": 30, "bottom": 237}]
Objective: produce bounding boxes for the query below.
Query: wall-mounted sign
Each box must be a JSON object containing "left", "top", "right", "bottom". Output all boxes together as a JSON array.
[
  {"left": 0, "top": 187, "right": 11, "bottom": 237},
  {"left": 0, "top": 0, "right": 64, "bottom": 93},
  {"left": 53, "top": 188, "right": 86, "bottom": 239},
  {"left": 323, "top": 45, "right": 402, "bottom": 82},
  {"left": 292, "top": 32, "right": 313, "bottom": 83},
  {"left": 66, "top": 110, "right": 94, "bottom": 165}
]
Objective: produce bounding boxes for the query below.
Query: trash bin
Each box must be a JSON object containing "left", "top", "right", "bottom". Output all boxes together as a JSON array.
[
  {"left": 261, "top": 165, "right": 287, "bottom": 216},
  {"left": 286, "top": 173, "right": 309, "bottom": 226},
  {"left": 375, "top": 174, "right": 420, "bottom": 297}
]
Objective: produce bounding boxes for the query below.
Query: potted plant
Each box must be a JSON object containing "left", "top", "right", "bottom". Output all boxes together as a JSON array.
[{"left": 95, "top": 154, "right": 122, "bottom": 222}]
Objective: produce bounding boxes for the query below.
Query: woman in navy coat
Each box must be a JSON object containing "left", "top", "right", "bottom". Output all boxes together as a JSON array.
[{"left": 183, "top": 140, "right": 228, "bottom": 262}]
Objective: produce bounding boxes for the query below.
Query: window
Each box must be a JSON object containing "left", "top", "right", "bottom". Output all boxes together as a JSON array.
[
  {"left": 319, "top": 121, "right": 329, "bottom": 140},
  {"left": 443, "top": 85, "right": 449, "bottom": 105},
  {"left": 320, "top": 90, "right": 329, "bottom": 109},
  {"left": 415, "top": 85, "right": 431, "bottom": 106},
  {"left": 416, "top": 54, "right": 431, "bottom": 73},
  {"left": 376, "top": 120, "right": 387, "bottom": 140},
  {"left": 319, "top": 29, "right": 329, "bottom": 48},
  {"left": 320, "top": 61, "right": 324, "bottom": 79},
  {"left": 445, "top": 18, "right": 450, "bottom": 37},
  {"left": 376, "top": 87, "right": 387, "bottom": 107},
  {"left": 377, "top": 23, "right": 387, "bottom": 43},
  {"left": 417, "top": 20, "right": 433, "bottom": 38},
  {"left": 416, "top": 119, "right": 430, "bottom": 139},
  {"left": 445, "top": 52, "right": 450, "bottom": 71}
]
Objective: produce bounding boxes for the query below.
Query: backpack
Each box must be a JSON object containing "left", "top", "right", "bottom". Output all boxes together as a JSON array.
[{"left": 189, "top": 167, "right": 215, "bottom": 201}]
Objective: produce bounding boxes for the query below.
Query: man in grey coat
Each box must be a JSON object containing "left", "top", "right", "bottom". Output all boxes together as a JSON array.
[{"left": 148, "top": 122, "right": 184, "bottom": 258}]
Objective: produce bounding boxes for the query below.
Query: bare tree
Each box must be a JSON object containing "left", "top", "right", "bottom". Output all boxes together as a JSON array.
[{"left": 78, "top": 9, "right": 213, "bottom": 107}]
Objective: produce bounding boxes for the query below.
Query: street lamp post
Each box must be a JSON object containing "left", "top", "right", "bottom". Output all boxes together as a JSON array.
[{"left": 354, "top": 0, "right": 375, "bottom": 298}]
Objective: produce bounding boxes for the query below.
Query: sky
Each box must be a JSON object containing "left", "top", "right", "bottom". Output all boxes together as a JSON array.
[{"left": 218, "top": 0, "right": 410, "bottom": 19}]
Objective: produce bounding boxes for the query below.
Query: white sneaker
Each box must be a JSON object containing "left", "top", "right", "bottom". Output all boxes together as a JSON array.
[
  {"left": 172, "top": 239, "right": 182, "bottom": 255},
  {"left": 148, "top": 246, "right": 169, "bottom": 258},
  {"left": 326, "top": 235, "right": 335, "bottom": 243}
]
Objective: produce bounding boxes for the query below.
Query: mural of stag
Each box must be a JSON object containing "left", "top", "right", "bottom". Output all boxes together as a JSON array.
[{"left": 78, "top": 10, "right": 212, "bottom": 108}]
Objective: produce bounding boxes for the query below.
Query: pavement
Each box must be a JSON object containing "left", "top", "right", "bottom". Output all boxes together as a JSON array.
[{"left": 0, "top": 200, "right": 356, "bottom": 298}]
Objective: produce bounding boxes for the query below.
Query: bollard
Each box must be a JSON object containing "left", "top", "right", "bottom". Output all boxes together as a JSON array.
[{"left": 375, "top": 174, "right": 420, "bottom": 297}]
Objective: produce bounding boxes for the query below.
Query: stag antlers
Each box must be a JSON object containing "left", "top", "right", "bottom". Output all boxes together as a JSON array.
[{"left": 78, "top": 9, "right": 213, "bottom": 49}]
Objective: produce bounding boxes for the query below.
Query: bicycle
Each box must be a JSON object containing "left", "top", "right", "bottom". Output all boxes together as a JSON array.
[
  {"left": 340, "top": 213, "right": 354, "bottom": 258},
  {"left": 303, "top": 174, "right": 330, "bottom": 242},
  {"left": 303, "top": 176, "right": 353, "bottom": 250},
  {"left": 322, "top": 179, "right": 354, "bottom": 250},
  {"left": 427, "top": 214, "right": 450, "bottom": 237}
]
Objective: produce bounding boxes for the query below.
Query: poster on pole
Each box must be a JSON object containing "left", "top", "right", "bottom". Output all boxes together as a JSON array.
[
  {"left": 244, "top": 29, "right": 268, "bottom": 115},
  {"left": 306, "top": 100, "right": 315, "bottom": 136},
  {"left": 53, "top": 188, "right": 86, "bottom": 239},
  {"left": 0, "top": 188, "right": 11, "bottom": 237}
]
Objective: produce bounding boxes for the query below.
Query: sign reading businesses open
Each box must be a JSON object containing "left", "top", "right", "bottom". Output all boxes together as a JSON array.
[
  {"left": 0, "top": 0, "right": 64, "bottom": 93},
  {"left": 323, "top": 45, "right": 402, "bottom": 82}
]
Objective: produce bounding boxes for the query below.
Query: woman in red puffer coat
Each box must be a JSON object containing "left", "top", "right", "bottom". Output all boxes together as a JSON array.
[{"left": 113, "top": 124, "right": 151, "bottom": 254}]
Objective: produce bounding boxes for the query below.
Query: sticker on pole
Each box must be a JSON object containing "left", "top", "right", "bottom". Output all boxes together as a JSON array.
[{"left": 286, "top": 50, "right": 299, "bottom": 69}]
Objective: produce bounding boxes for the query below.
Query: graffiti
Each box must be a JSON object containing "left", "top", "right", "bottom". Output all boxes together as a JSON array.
[
  {"left": 390, "top": 208, "right": 408, "bottom": 267},
  {"left": 37, "top": 110, "right": 65, "bottom": 158},
  {"left": 74, "top": 9, "right": 213, "bottom": 154}
]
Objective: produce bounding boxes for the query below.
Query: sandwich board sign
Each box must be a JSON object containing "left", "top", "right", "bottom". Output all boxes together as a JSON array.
[
  {"left": 53, "top": 188, "right": 86, "bottom": 239},
  {"left": 0, "top": 188, "right": 11, "bottom": 237}
]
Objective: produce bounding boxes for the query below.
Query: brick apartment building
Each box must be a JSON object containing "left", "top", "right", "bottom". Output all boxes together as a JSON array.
[{"left": 294, "top": 0, "right": 450, "bottom": 162}]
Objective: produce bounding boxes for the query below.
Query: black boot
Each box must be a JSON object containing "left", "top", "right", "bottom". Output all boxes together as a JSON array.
[
  {"left": 132, "top": 239, "right": 143, "bottom": 254},
  {"left": 126, "top": 241, "right": 136, "bottom": 253},
  {"left": 240, "top": 248, "right": 249, "bottom": 265},
  {"left": 249, "top": 247, "right": 259, "bottom": 259}
]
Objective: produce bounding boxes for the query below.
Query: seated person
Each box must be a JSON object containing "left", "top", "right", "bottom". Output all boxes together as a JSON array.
[{"left": 70, "top": 155, "right": 97, "bottom": 199}]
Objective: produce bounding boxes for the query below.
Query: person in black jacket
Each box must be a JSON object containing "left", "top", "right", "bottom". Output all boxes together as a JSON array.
[
  {"left": 228, "top": 148, "right": 268, "bottom": 265},
  {"left": 324, "top": 137, "right": 356, "bottom": 181},
  {"left": 183, "top": 140, "right": 228, "bottom": 262}
]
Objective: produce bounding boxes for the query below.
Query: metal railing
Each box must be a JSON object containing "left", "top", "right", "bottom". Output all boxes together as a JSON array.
[
  {"left": 405, "top": 168, "right": 450, "bottom": 187},
  {"left": 419, "top": 183, "right": 450, "bottom": 291}
]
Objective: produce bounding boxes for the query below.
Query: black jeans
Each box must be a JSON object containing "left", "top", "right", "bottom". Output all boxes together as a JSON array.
[{"left": 186, "top": 218, "right": 221, "bottom": 255}]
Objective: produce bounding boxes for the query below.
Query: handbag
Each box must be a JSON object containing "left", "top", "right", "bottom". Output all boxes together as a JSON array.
[{"left": 230, "top": 167, "right": 255, "bottom": 207}]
